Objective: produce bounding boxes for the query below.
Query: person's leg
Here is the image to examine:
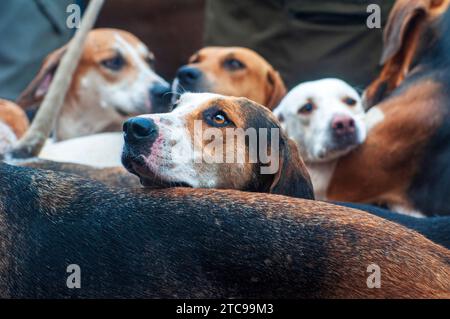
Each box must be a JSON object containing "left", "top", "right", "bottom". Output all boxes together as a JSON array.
[
  {"left": 0, "top": 0, "right": 76, "bottom": 100},
  {"left": 204, "top": 0, "right": 395, "bottom": 89}
]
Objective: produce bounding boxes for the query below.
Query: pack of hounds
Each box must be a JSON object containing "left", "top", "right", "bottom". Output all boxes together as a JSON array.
[{"left": 1, "top": 0, "right": 450, "bottom": 298}]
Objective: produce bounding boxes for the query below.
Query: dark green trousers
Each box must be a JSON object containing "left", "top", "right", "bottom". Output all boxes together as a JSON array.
[
  {"left": 204, "top": 0, "right": 395, "bottom": 89},
  {"left": 0, "top": 0, "right": 75, "bottom": 100}
]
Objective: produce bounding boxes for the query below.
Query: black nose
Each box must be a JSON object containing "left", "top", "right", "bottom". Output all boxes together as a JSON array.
[
  {"left": 123, "top": 117, "right": 158, "bottom": 141},
  {"left": 150, "top": 83, "right": 172, "bottom": 113},
  {"left": 176, "top": 66, "right": 202, "bottom": 85}
]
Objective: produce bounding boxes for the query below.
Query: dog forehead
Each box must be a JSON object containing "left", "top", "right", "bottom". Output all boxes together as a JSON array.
[
  {"left": 280, "top": 79, "right": 360, "bottom": 112},
  {"left": 173, "top": 93, "right": 228, "bottom": 115},
  {"left": 198, "top": 47, "right": 268, "bottom": 65}
]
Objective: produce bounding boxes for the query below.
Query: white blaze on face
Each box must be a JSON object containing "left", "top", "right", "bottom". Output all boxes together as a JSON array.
[
  {"left": 78, "top": 33, "right": 169, "bottom": 117},
  {"left": 274, "top": 78, "right": 367, "bottom": 163},
  {"left": 137, "top": 93, "right": 224, "bottom": 188}
]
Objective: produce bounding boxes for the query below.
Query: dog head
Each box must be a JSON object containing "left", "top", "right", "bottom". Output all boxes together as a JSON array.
[
  {"left": 0, "top": 99, "right": 29, "bottom": 154},
  {"left": 274, "top": 79, "right": 366, "bottom": 163},
  {"left": 17, "top": 28, "right": 171, "bottom": 140},
  {"left": 364, "top": 0, "right": 450, "bottom": 108},
  {"left": 122, "top": 93, "right": 314, "bottom": 199},
  {"left": 172, "top": 47, "right": 286, "bottom": 110}
]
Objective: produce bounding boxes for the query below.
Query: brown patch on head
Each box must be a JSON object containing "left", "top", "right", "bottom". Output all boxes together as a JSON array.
[
  {"left": 329, "top": 80, "right": 444, "bottom": 206},
  {"left": 0, "top": 99, "right": 29, "bottom": 138},
  {"left": 185, "top": 47, "right": 286, "bottom": 110},
  {"left": 184, "top": 96, "right": 313, "bottom": 198},
  {"left": 364, "top": 0, "right": 450, "bottom": 108}
]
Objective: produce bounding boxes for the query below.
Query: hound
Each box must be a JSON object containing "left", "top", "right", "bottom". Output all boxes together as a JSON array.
[
  {"left": 0, "top": 163, "right": 449, "bottom": 298},
  {"left": 122, "top": 92, "right": 314, "bottom": 199},
  {"left": 172, "top": 47, "right": 286, "bottom": 110},
  {"left": 273, "top": 78, "right": 367, "bottom": 200},
  {"left": 327, "top": 0, "right": 450, "bottom": 217},
  {"left": 17, "top": 28, "right": 171, "bottom": 141}
]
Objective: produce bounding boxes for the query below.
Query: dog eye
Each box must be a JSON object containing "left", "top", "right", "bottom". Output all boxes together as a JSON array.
[
  {"left": 206, "top": 111, "right": 231, "bottom": 127},
  {"left": 213, "top": 112, "right": 229, "bottom": 125},
  {"left": 298, "top": 102, "right": 315, "bottom": 115},
  {"left": 343, "top": 97, "right": 357, "bottom": 106},
  {"left": 223, "top": 58, "right": 246, "bottom": 71},
  {"left": 101, "top": 54, "right": 126, "bottom": 71}
]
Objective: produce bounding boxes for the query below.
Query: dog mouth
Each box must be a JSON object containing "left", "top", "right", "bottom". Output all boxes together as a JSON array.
[
  {"left": 314, "top": 134, "right": 361, "bottom": 161},
  {"left": 122, "top": 152, "right": 192, "bottom": 189}
]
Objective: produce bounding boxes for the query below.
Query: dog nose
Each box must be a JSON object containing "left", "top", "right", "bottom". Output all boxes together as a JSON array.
[
  {"left": 331, "top": 115, "right": 356, "bottom": 136},
  {"left": 176, "top": 66, "right": 202, "bottom": 85},
  {"left": 123, "top": 117, "right": 158, "bottom": 141},
  {"left": 150, "top": 83, "right": 172, "bottom": 113}
]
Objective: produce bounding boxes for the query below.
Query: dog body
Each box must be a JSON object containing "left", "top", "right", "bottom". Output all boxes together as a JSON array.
[
  {"left": 0, "top": 99, "right": 29, "bottom": 153},
  {"left": 18, "top": 28, "right": 170, "bottom": 142},
  {"left": 340, "top": 202, "right": 450, "bottom": 249},
  {"left": 172, "top": 47, "right": 286, "bottom": 110},
  {"left": 39, "top": 133, "right": 124, "bottom": 168},
  {"left": 274, "top": 79, "right": 367, "bottom": 199},
  {"left": 14, "top": 158, "right": 141, "bottom": 188},
  {"left": 327, "top": 0, "right": 450, "bottom": 216},
  {"left": 0, "top": 164, "right": 449, "bottom": 298},
  {"left": 122, "top": 92, "right": 314, "bottom": 199}
]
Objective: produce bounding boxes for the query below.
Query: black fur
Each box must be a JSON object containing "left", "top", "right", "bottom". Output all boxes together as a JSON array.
[
  {"left": 2, "top": 164, "right": 447, "bottom": 298},
  {"left": 338, "top": 202, "right": 450, "bottom": 249},
  {"left": 382, "top": 9, "right": 450, "bottom": 216}
]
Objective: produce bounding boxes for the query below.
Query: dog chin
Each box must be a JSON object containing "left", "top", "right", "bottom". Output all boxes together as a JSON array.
[
  {"left": 128, "top": 160, "right": 192, "bottom": 189},
  {"left": 311, "top": 143, "right": 359, "bottom": 163}
]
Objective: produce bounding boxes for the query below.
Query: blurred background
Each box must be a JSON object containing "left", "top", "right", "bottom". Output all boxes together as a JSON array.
[{"left": 0, "top": 0, "right": 394, "bottom": 100}]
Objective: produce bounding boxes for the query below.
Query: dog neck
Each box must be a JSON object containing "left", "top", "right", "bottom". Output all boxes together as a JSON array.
[
  {"left": 53, "top": 93, "right": 124, "bottom": 141},
  {"left": 305, "top": 160, "right": 337, "bottom": 200}
]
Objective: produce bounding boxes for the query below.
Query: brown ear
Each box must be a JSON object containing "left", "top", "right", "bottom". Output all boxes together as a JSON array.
[
  {"left": 16, "top": 45, "right": 67, "bottom": 109},
  {"left": 265, "top": 68, "right": 287, "bottom": 110},
  {"left": 381, "top": 0, "right": 449, "bottom": 64},
  {"left": 364, "top": 0, "right": 432, "bottom": 108},
  {"left": 0, "top": 99, "right": 29, "bottom": 138},
  {"left": 269, "top": 136, "right": 315, "bottom": 200}
]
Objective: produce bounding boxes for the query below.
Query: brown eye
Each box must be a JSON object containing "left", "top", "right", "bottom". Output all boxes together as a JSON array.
[
  {"left": 223, "top": 58, "right": 246, "bottom": 71},
  {"left": 298, "top": 102, "right": 315, "bottom": 114},
  {"left": 213, "top": 112, "right": 227, "bottom": 125},
  {"left": 101, "top": 54, "right": 126, "bottom": 71},
  {"left": 343, "top": 97, "right": 357, "bottom": 106}
]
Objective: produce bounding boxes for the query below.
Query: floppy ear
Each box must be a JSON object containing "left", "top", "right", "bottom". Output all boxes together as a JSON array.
[
  {"left": 16, "top": 45, "right": 67, "bottom": 109},
  {"left": 364, "top": 0, "right": 434, "bottom": 108},
  {"left": 265, "top": 68, "right": 287, "bottom": 110},
  {"left": 380, "top": 0, "right": 430, "bottom": 65},
  {"left": 269, "top": 136, "right": 315, "bottom": 200}
]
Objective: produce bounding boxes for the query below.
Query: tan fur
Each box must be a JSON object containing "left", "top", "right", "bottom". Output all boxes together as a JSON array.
[
  {"left": 0, "top": 99, "right": 29, "bottom": 138},
  {"left": 18, "top": 159, "right": 141, "bottom": 188},
  {"left": 329, "top": 81, "right": 444, "bottom": 206},
  {"left": 16, "top": 28, "right": 163, "bottom": 141},
  {"left": 186, "top": 47, "right": 286, "bottom": 110},
  {"left": 365, "top": 0, "right": 450, "bottom": 108}
]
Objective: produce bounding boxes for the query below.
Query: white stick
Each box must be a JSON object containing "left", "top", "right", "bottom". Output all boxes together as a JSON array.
[{"left": 11, "top": 0, "right": 105, "bottom": 158}]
